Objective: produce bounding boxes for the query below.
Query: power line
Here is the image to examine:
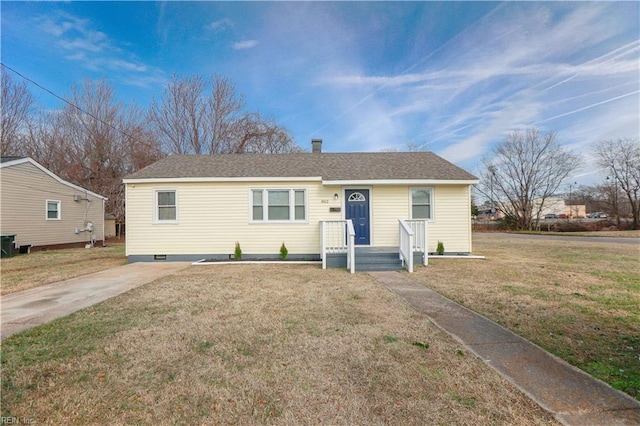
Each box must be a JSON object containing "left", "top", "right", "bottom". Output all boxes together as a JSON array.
[{"left": 0, "top": 62, "right": 164, "bottom": 154}]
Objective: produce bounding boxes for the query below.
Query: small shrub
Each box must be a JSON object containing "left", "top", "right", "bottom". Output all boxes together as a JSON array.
[
  {"left": 437, "top": 241, "right": 445, "bottom": 255},
  {"left": 279, "top": 242, "right": 288, "bottom": 260},
  {"left": 234, "top": 242, "right": 242, "bottom": 260}
]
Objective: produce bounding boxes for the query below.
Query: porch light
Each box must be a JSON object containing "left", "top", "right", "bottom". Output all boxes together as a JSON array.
[{"left": 334, "top": 193, "right": 339, "bottom": 200}]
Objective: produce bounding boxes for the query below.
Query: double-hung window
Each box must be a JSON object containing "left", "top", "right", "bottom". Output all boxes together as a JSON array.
[
  {"left": 46, "top": 200, "right": 61, "bottom": 220},
  {"left": 155, "top": 190, "right": 177, "bottom": 223},
  {"left": 410, "top": 188, "right": 432, "bottom": 220},
  {"left": 251, "top": 189, "right": 306, "bottom": 222}
]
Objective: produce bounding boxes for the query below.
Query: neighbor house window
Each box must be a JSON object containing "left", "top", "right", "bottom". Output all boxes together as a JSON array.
[
  {"left": 46, "top": 200, "right": 61, "bottom": 220},
  {"left": 251, "top": 189, "right": 306, "bottom": 222},
  {"left": 155, "top": 190, "right": 177, "bottom": 223},
  {"left": 411, "top": 188, "right": 432, "bottom": 220}
]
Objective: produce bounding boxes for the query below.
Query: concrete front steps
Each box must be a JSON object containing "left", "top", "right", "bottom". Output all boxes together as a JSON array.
[
  {"left": 354, "top": 247, "right": 403, "bottom": 271},
  {"left": 326, "top": 247, "right": 425, "bottom": 271}
]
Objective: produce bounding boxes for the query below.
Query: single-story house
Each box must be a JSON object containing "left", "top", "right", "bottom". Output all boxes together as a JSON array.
[
  {"left": 123, "top": 140, "right": 479, "bottom": 271},
  {"left": 0, "top": 157, "right": 106, "bottom": 252}
]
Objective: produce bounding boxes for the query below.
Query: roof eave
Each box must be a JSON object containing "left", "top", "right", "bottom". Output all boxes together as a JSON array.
[{"left": 2, "top": 157, "right": 108, "bottom": 200}]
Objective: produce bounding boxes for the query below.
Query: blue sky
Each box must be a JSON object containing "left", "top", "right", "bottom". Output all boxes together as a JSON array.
[{"left": 2, "top": 1, "right": 638, "bottom": 183}]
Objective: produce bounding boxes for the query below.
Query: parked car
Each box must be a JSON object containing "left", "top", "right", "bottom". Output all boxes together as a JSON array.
[
  {"left": 587, "top": 212, "right": 608, "bottom": 218},
  {"left": 544, "top": 213, "right": 557, "bottom": 219},
  {"left": 558, "top": 214, "right": 569, "bottom": 219}
]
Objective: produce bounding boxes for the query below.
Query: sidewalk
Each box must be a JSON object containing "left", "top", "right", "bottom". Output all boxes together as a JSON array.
[
  {"left": 1, "top": 262, "right": 191, "bottom": 339},
  {"left": 369, "top": 271, "right": 640, "bottom": 426}
]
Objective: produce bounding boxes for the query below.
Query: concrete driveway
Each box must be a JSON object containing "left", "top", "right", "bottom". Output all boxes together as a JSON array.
[{"left": 1, "top": 262, "right": 190, "bottom": 339}]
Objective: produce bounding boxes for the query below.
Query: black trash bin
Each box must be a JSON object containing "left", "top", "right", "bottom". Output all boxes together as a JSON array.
[{"left": 1, "top": 234, "right": 16, "bottom": 258}]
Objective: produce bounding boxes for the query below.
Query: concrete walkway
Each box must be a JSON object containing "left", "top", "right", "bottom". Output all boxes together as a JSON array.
[
  {"left": 1, "top": 262, "right": 191, "bottom": 339},
  {"left": 369, "top": 271, "right": 640, "bottom": 426}
]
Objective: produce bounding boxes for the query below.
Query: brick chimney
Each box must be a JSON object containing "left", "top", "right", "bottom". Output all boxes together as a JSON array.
[{"left": 312, "top": 139, "right": 322, "bottom": 153}]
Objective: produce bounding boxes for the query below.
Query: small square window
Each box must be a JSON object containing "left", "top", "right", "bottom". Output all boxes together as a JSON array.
[
  {"left": 156, "top": 190, "right": 177, "bottom": 223},
  {"left": 46, "top": 200, "right": 61, "bottom": 220},
  {"left": 411, "top": 188, "right": 432, "bottom": 220}
]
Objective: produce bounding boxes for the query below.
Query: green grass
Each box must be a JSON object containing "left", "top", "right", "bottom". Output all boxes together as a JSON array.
[{"left": 411, "top": 235, "right": 640, "bottom": 400}]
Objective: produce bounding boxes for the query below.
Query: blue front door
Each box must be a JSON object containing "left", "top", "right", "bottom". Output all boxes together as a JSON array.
[{"left": 345, "top": 189, "right": 370, "bottom": 245}]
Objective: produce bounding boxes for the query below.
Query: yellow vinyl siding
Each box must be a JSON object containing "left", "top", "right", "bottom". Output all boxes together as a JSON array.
[
  {"left": 126, "top": 181, "right": 343, "bottom": 256},
  {"left": 371, "top": 186, "right": 409, "bottom": 246},
  {"left": 429, "top": 185, "right": 472, "bottom": 253},
  {"left": 125, "top": 181, "right": 473, "bottom": 256},
  {"left": 369, "top": 185, "right": 471, "bottom": 253},
  {"left": 0, "top": 162, "right": 104, "bottom": 247}
]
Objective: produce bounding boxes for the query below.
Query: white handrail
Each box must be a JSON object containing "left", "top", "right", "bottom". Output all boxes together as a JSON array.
[
  {"left": 320, "top": 220, "right": 356, "bottom": 273},
  {"left": 405, "top": 219, "right": 428, "bottom": 266},
  {"left": 346, "top": 219, "right": 355, "bottom": 274},
  {"left": 398, "top": 220, "right": 414, "bottom": 273}
]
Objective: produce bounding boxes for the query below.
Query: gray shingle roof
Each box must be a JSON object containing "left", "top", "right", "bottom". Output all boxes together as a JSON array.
[{"left": 125, "top": 152, "right": 478, "bottom": 182}]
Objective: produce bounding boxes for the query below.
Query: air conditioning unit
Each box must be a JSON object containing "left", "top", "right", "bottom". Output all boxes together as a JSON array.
[{"left": 74, "top": 195, "right": 83, "bottom": 202}]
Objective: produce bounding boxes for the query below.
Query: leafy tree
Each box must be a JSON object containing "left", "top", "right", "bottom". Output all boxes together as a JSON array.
[
  {"left": 594, "top": 138, "right": 640, "bottom": 229},
  {"left": 478, "top": 128, "right": 580, "bottom": 230}
]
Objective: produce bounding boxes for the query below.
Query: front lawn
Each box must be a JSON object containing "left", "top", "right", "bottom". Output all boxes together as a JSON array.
[
  {"left": 1, "top": 265, "right": 556, "bottom": 424},
  {"left": 411, "top": 234, "right": 640, "bottom": 400}
]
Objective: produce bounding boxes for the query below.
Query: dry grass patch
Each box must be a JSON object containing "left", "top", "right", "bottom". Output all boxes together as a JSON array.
[
  {"left": 411, "top": 234, "right": 639, "bottom": 399},
  {"left": 0, "top": 243, "right": 126, "bottom": 295},
  {"left": 1, "top": 265, "right": 556, "bottom": 425}
]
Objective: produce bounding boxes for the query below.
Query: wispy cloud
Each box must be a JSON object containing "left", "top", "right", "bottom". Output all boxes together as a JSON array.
[
  {"left": 36, "top": 11, "right": 164, "bottom": 88},
  {"left": 233, "top": 40, "right": 258, "bottom": 50},
  {"left": 206, "top": 18, "right": 233, "bottom": 33},
  {"left": 314, "top": 2, "right": 638, "bottom": 170}
]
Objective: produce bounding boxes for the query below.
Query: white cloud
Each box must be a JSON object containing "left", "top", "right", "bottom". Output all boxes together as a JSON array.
[
  {"left": 36, "top": 11, "right": 164, "bottom": 89},
  {"left": 233, "top": 40, "right": 258, "bottom": 50},
  {"left": 206, "top": 18, "right": 233, "bottom": 33}
]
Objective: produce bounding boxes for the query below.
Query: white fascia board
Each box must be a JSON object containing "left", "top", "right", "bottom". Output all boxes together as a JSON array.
[
  {"left": 2, "top": 157, "right": 108, "bottom": 200},
  {"left": 322, "top": 179, "right": 479, "bottom": 186},
  {"left": 123, "top": 176, "right": 324, "bottom": 184}
]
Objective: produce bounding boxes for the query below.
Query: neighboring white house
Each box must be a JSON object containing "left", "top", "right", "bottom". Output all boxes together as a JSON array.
[
  {"left": 123, "top": 140, "right": 479, "bottom": 270},
  {"left": 0, "top": 157, "right": 106, "bottom": 252}
]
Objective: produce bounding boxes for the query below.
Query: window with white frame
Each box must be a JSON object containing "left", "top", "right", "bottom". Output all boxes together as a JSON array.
[
  {"left": 155, "top": 190, "right": 177, "bottom": 222},
  {"left": 251, "top": 189, "right": 306, "bottom": 222},
  {"left": 46, "top": 200, "right": 61, "bottom": 220},
  {"left": 410, "top": 188, "right": 432, "bottom": 219}
]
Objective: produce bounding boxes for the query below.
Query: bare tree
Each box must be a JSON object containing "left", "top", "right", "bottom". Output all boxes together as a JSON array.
[
  {"left": 147, "top": 74, "right": 208, "bottom": 154},
  {"left": 1, "top": 71, "right": 36, "bottom": 156},
  {"left": 29, "top": 79, "right": 163, "bottom": 222},
  {"left": 147, "top": 73, "right": 299, "bottom": 155},
  {"left": 478, "top": 128, "right": 580, "bottom": 230},
  {"left": 594, "top": 138, "right": 640, "bottom": 229}
]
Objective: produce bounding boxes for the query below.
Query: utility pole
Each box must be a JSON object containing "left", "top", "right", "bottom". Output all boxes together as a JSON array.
[{"left": 568, "top": 181, "right": 577, "bottom": 218}]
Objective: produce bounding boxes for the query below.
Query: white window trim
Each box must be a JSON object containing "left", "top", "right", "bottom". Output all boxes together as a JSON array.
[
  {"left": 46, "top": 199, "right": 61, "bottom": 221},
  {"left": 409, "top": 187, "right": 434, "bottom": 221},
  {"left": 249, "top": 188, "right": 308, "bottom": 224},
  {"left": 154, "top": 189, "right": 178, "bottom": 224}
]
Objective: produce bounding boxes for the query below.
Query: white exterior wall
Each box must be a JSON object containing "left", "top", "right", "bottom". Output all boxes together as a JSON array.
[
  {"left": 126, "top": 180, "right": 473, "bottom": 257},
  {"left": 0, "top": 161, "right": 105, "bottom": 248}
]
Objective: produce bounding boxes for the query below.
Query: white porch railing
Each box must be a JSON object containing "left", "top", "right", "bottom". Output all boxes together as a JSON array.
[
  {"left": 321, "top": 220, "right": 356, "bottom": 273},
  {"left": 405, "top": 219, "right": 429, "bottom": 266},
  {"left": 398, "top": 220, "right": 415, "bottom": 273}
]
